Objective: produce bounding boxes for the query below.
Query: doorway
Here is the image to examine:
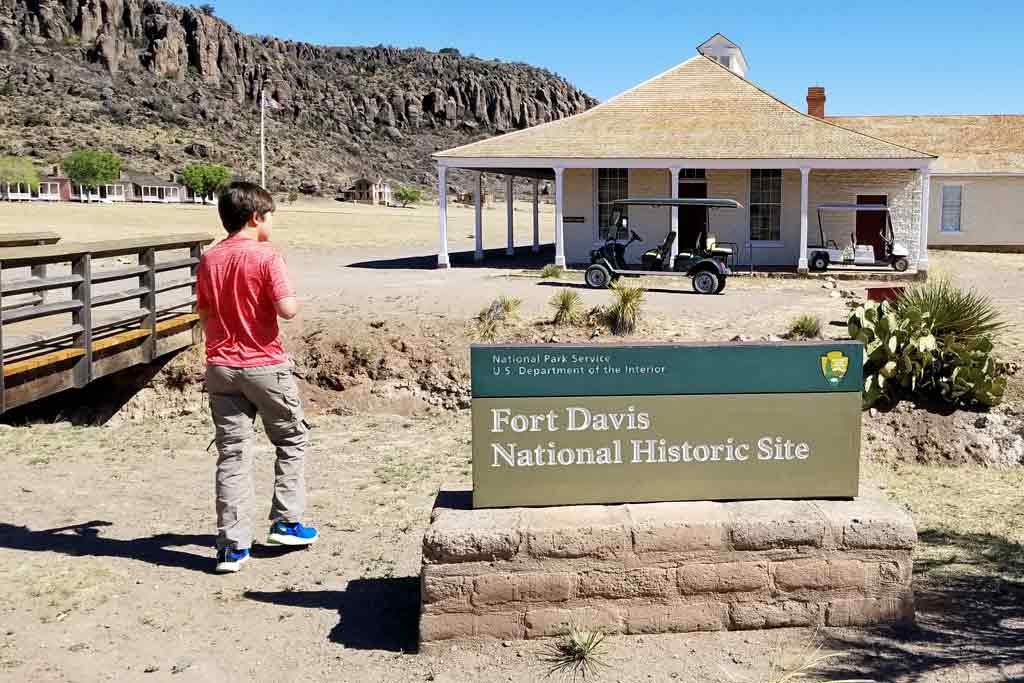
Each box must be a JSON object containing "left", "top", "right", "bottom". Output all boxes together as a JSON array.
[
  {"left": 677, "top": 182, "right": 708, "bottom": 253},
  {"left": 856, "top": 195, "right": 887, "bottom": 256}
]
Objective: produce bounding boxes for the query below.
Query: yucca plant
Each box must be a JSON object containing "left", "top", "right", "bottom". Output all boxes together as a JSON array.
[
  {"left": 541, "top": 626, "right": 607, "bottom": 681},
  {"left": 541, "top": 264, "right": 565, "bottom": 279},
  {"left": 895, "top": 277, "right": 1004, "bottom": 341},
  {"left": 474, "top": 296, "right": 519, "bottom": 341},
  {"left": 550, "top": 290, "right": 584, "bottom": 326},
  {"left": 496, "top": 295, "right": 522, "bottom": 318},
  {"left": 786, "top": 314, "right": 822, "bottom": 340},
  {"left": 605, "top": 283, "right": 645, "bottom": 335}
]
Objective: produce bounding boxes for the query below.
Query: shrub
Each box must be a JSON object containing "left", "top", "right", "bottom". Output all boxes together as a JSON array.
[
  {"left": 550, "top": 290, "right": 583, "bottom": 327},
  {"left": 896, "top": 277, "right": 1005, "bottom": 341},
  {"left": 540, "top": 264, "right": 564, "bottom": 279},
  {"left": 496, "top": 295, "right": 521, "bottom": 318},
  {"left": 394, "top": 186, "right": 422, "bottom": 207},
  {"left": 181, "top": 163, "right": 232, "bottom": 201},
  {"left": 849, "top": 295, "right": 1007, "bottom": 409},
  {"left": 541, "top": 627, "right": 607, "bottom": 681},
  {"left": 474, "top": 296, "right": 521, "bottom": 341},
  {"left": 786, "top": 314, "right": 822, "bottom": 340},
  {"left": 605, "top": 283, "right": 645, "bottom": 336}
]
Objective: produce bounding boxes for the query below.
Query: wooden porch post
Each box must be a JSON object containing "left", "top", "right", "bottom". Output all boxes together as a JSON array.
[
  {"left": 532, "top": 179, "right": 540, "bottom": 253},
  {"left": 918, "top": 169, "right": 931, "bottom": 273},
  {"left": 474, "top": 172, "right": 484, "bottom": 262},
  {"left": 505, "top": 175, "right": 515, "bottom": 256},
  {"left": 554, "top": 167, "right": 566, "bottom": 268},
  {"left": 670, "top": 167, "right": 680, "bottom": 267},
  {"left": 437, "top": 164, "right": 450, "bottom": 269},
  {"left": 798, "top": 167, "right": 811, "bottom": 273}
]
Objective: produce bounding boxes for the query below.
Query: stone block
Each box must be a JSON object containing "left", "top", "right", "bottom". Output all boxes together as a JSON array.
[
  {"left": 423, "top": 502, "right": 523, "bottom": 563},
  {"left": 420, "top": 613, "right": 475, "bottom": 642},
  {"left": 472, "top": 574, "right": 516, "bottom": 606},
  {"left": 678, "top": 562, "right": 768, "bottom": 595},
  {"left": 625, "top": 602, "right": 728, "bottom": 634},
  {"left": 814, "top": 497, "right": 917, "bottom": 550},
  {"left": 475, "top": 612, "right": 526, "bottom": 640},
  {"left": 730, "top": 601, "right": 821, "bottom": 629},
  {"left": 826, "top": 595, "right": 915, "bottom": 627},
  {"left": 517, "top": 573, "right": 575, "bottom": 603},
  {"left": 628, "top": 501, "right": 730, "bottom": 554},
  {"left": 730, "top": 500, "right": 826, "bottom": 550},
  {"left": 421, "top": 575, "right": 469, "bottom": 613},
  {"left": 526, "top": 505, "right": 631, "bottom": 560},
  {"left": 525, "top": 606, "right": 623, "bottom": 639},
  {"left": 773, "top": 559, "right": 869, "bottom": 592},
  {"left": 579, "top": 568, "right": 675, "bottom": 600}
]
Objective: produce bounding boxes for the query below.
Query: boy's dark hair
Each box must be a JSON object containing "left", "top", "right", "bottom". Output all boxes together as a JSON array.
[{"left": 218, "top": 182, "right": 276, "bottom": 234}]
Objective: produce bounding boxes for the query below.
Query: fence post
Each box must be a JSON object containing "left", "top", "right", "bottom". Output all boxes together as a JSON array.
[
  {"left": 190, "top": 243, "right": 202, "bottom": 346},
  {"left": 71, "top": 254, "right": 93, "bottom": 388},
  {"left": 141, "top": 248, "right": 157, "bottom": 362}
]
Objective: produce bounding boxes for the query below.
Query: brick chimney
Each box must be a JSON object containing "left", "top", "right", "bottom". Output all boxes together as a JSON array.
[{"left": 807, "top": 86, "right": 826, "bottom": 118}]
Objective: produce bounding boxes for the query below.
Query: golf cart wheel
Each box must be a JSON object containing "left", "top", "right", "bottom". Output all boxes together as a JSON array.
[
  {"left": 692, "top": 270, "right": 720, "bottom": 295},
  {"left": 810, "top": 253, "right": 829, "bottom": 272},
  {"left": 715, "top": 275, "right": 727, "bottom": 294},
  {"left": 585, "top": 264, "right": 612, "bottom": 289},
  {"left": 892, "top": 257, "right": 909, "bottom": 273}
]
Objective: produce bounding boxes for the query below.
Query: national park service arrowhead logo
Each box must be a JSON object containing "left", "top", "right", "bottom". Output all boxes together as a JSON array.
[{"left": 820, "top": 351, "right": 850, "bottom": 385}]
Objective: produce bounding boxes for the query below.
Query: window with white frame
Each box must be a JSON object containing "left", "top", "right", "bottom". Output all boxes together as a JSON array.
[
  {"left": 715, "top": 55, "right": 732, "bottom": 69},
  {"left": 941, "top": 185, "right": 962, "bottom": 232},
  {"left": 598, "top": 168, "right": 629, "bottom": 239},
  {"left": 749, "top": 169, "right": 783, "bottom": 241}
]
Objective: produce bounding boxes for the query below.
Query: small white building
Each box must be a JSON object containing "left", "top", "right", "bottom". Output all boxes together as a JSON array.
[
  {"left": 342, "top": 177, "right": 392, "bottom": 205},
  {"left": 1, "top": 183, "right": 34, "bottom": 201},
  {"left": 126, "top": 172, "right": 183, "bottom": 203}
]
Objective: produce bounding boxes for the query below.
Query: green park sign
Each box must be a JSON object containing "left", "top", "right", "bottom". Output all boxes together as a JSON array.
[{"left": 471, "top": 342, "right": 863, "bottom": 508}]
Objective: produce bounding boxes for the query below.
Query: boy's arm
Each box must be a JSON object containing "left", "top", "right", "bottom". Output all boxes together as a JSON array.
[{"left": 268, "top": 252, "right": 298, "bottom": 320}]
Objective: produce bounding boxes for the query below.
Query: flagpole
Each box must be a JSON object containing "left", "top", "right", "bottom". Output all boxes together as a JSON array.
[{"left": 260, "top": 92, "right": 267, "bottom": 189}]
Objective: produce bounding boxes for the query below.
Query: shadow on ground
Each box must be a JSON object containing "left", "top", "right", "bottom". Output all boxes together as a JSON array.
[
  {"left": 537, "top": 280, "right": 704, "bottom": 296},
  {"left": 348, "top": 243, "right": 555, "bottom": 270},
  {"left": 245, "top": 577, "right": 421, "bottom": 653},
  {"left": 0, "top": 521, "right": 212, "bottom": 572},
  {"left": 821, "top": 529, "right": 1024, "bottom": 681}
]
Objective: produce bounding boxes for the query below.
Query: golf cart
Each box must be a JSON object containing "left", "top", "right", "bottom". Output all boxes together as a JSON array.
[
  {"left": 585, "top": 198, "right": 742, "bottom": 295},
  {"left": 806, "top": 203, "right": 910, "bottom": 272}
]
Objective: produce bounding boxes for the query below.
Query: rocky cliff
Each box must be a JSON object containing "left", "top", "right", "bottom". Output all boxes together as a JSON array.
[{"left": 0, "top": 0, "right": 596, "bottom": 193}]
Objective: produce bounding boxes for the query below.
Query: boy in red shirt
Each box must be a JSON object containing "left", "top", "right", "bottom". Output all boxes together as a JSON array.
[{"left": 197, "top": 182, "right": 318, "bottom": 574}]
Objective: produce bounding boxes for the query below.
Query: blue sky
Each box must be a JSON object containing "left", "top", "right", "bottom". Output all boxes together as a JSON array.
[{"left": 209, "top": 0, "right": 1022, "bottom": 115}]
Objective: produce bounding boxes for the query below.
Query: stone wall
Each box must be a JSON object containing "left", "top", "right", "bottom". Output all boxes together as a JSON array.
[{"left": 420, "top": 491, "right": 916, "bottom": 645}]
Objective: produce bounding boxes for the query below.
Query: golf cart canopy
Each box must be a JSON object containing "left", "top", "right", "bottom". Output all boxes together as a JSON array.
[
  {"left": 613, "top": 198, "right": 743, "bottom": 209},
  {"left": 816, "top": 203, "right": 890, "bottom": 212}
]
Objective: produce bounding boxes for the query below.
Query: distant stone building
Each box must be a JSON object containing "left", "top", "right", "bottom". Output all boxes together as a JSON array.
[{"left": 340, "top": 177, "right": 392, "bottom": 205}]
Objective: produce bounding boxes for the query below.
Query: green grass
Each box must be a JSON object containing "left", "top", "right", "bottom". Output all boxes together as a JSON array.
[{"left": 541, "top": 264, "right": 565, "bottom": 279}]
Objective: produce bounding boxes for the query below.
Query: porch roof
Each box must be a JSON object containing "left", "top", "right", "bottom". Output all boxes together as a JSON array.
[{"left": 435, "top": 57, "right": 935, "bottom": 164}]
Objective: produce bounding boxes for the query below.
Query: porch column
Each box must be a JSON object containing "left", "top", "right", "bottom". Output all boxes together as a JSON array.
[
  {"left": 474, "top": 172, "right": 484, "bottom": 262},
  {"left": 532, "top": 178, "right": 540, "bottom": 253},
  {"left": 506, "top": 175, "right": 515, "bottom": 256},
  {"left": 554, "top": 167, "right": 566, "bottom": 268},
  {"left": 918, "top": 168, "right": 931, "bottom": 273},
  {"left": 798, "top": 167, "right": 811, "bottom": 273},
  {"left": 437, "top": 164, "right": 450, "bottom": 269},
  {"left": 669, "top": 167, "right": 680, "bottom": 266}
]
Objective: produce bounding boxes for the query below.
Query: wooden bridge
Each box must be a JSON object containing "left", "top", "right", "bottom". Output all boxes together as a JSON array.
[{"left": 0, "top": 234, "right": 213, "bottom": 415}]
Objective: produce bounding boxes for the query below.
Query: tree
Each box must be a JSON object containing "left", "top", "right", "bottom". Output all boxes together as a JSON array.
[
  {"left": 394, "top": 186, "right": 423, "bottom": 208},
  {"left": 63, "top": 150, "right": 121, "bottom": 190},
  {"left": 197, "top": 3, "right": 215, "bottom": 15},
  {"left": 0, "top": 156, "right": 40, "bottom": 190},
  {"left": 181, "top": 163, "right": 232, "bottom": 201}
]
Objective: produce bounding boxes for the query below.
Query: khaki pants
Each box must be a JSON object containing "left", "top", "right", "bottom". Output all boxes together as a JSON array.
[{"left": 207, "top": 361, "right": 309, "bottom": 551}]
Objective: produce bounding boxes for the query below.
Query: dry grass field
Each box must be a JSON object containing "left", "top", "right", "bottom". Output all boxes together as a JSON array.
[
  {"left": 0, "top": 198, "right": 556, "bottom": 253},
  {"left": 0, "top": 200, "right": 1023, "bottom": 682}
]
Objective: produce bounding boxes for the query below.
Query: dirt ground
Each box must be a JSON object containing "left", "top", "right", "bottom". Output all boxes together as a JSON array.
[{"left": 1, "top": 201, "right": 1023, "bottom": 682}]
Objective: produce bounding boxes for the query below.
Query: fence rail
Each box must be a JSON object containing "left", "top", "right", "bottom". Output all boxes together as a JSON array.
[{"left": 0, "top": 233, "right": 213, "bottom": 414}]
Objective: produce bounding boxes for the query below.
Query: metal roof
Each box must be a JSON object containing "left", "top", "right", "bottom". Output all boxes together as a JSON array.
[{"left": 614, "top": 197, "right": 743, "bottom": 209}]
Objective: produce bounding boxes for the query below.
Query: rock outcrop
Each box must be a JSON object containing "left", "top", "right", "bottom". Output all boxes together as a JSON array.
[{"left": 0, "top": 0, "right": 596, "bottom": 191}]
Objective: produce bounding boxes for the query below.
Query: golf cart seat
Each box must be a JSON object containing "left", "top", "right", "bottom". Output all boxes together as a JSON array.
[
  {"left": 642, "top": 231, "right": 676, "bottom": 269},
  {"left": 707, "top": 235, "right": 733, "bottom": 257}
]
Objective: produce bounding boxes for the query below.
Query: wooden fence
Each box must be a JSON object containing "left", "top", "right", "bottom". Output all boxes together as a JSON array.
[{"left": 0, "top": 234, "right": 213, "bottom": 414}]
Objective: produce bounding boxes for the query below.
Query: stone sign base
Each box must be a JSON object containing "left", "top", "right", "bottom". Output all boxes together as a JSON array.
[{"left": 419, "top": 489, "right": 916, "bottom": 647}]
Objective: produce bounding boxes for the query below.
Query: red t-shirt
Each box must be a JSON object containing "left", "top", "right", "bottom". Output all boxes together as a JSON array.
[{"left": 196, "top": 237, "right": 294, "bottom": 368}]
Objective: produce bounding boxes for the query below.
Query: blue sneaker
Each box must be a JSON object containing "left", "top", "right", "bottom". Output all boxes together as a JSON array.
[
  {"left": 215, "top": 547, "right": 250, "bottom": 574},
  {"left": 267, "top": 521, "right": 318, "bottom": 547}
]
